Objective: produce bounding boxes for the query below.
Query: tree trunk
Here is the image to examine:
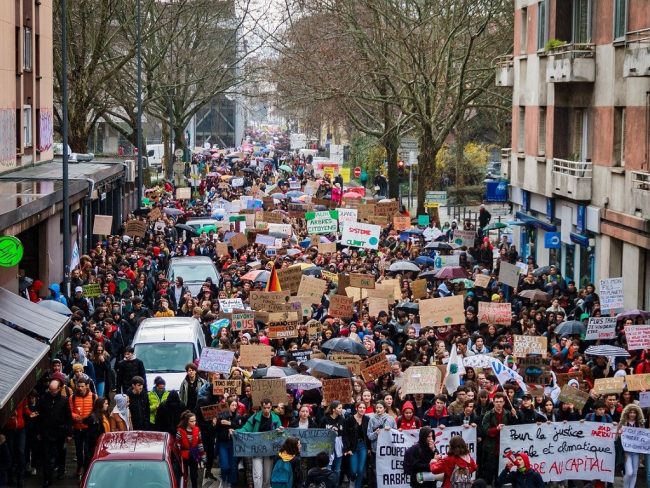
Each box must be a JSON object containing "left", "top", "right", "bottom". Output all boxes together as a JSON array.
[
  {"left": 68, "top": 111, "right": 89, "bottom": 152},
  {"left": 384, "top": 131, "right": 400, "bottom": 199},
  {"left": 416, "top": 128, "right": 439, "bottom": 215},
  {"left": 162, "top": 123, "right": 172, "bottom": 180}
]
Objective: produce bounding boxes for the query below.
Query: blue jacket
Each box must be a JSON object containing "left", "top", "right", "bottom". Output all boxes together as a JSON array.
[{"left": 48, "top": 283, "right": 68, "bottom": 305}]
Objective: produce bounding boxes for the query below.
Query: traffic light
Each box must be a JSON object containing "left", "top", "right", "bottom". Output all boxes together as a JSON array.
[{"left": 398, "top": 160, "right": 405, "bottom": 176}]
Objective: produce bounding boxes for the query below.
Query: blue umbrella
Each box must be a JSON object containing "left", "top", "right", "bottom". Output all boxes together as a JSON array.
[
  {"left": 271, "top": 193, "right": 287, "bottom": 200},
  {"left": 414, "top": 256, "right": 436, "bottom": 267},
  {"left": 286, "top": 190, "right": 304, "bottom": 198},
  {"left": 404, "top": 228, "right": 424, "bottom": 235}
]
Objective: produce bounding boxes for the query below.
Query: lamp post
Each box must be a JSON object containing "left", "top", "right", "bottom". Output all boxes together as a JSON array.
[
  {"left": 136, "top": 0, "right": 143, "bottom": 207},
  {"left": 61, "top": 0, "right": 71, "bottom": 295}
]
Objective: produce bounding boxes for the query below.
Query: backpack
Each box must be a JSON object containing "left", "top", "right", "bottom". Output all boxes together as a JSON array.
[
  {"left": 449, "top": 464, "right": 473, "bottom": 488},
  {"left": 270, "top": 459, "right": 293, "bottom": 488}
]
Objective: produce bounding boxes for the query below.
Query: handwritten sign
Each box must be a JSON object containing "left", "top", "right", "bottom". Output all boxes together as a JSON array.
[
  {"left": 200, "top": 404, "right": 220, "bottom": 420},
  {"left": 593, "top": 377, "right": 625, "bottom": 395},
  {"left": 585, "top": 317, "right": 617, "bottom": 341},
  {"left": 498, "top": 422, "right": 615, "bottom": 482},
  {"left": 267, "top": 311, "right": 300, "bottom": 339},
  {"left": 231, "top": 311, "right": 255, "bottom": 331},
  {"left": 93, "top": 215, "right": 113, "bottom": 235},
  {"left": 276, "top": 265, "right": 303, "bottom": 294},
  {"left": 318, "top": 241, "right": 336, "bottom": 254},
  {"left": 621, "top": 426, "right": 650, "bottom": 454},
  {"left": 349, "top": 273, "right": 375, "bottom": 289},
  {"left": 367, "top": 296, "right": 387, "bottom": 317},
  {"left": 82, "top": 283, "right": 101, "bottom": 298},
  {"left": 216, "top": 242, "right": 229, "bottom": 257},
  {"left": 255, "top": 234, "right": 276, "bottom": 246},
  {"left": 452, "top": 230, "right": 475, "bottom": 248},
  {"left": 330, "top": 353, "right": 361, "bottom": 375},
  {"left": 401, "top": 366, "right": 442, "bottom": 394},
  {"left": 176, "top": 187, "right": 191, "bottom": 200},
  {"left": 558, "top": 384, "right": 589, "bottom": 411},
  {"left": 375, "top": 200, "right": 399, "bottom": 218},
  {"left": 239, "top": 344, "right": 273, "bottom": 368},
  {"left": 419, "top": 296, "right": 465, "bottom": 327},
  {"left": 340, "top": 221, "right": 381, "bottom": 250},
  {"left": 219, "top": 298, "right": 244, "bottom": 314},
  {"left": 229, "top": 233, "right": 248, "bottom": 250},
  {"left": 478, "top": 302, "right": 512, "bottom": 326},
  {"left": 625, "top": 373, "right": 650, "bottom": 392},
  {"left": 125, "top": 220, "right": 147, "bottom": 238},
  {"left": 233, "top": 429, "right": 336, "bottom": 458},
  {"left": 473, "top": 274, "right": 491, "bottom": 288},
  {"left": 328, "top": 294, "right": 354, "bottom": 318},
  {"left": 250, "top": 290, "right": 291, "bottom": 311},
  {"left": 624, "top": 325, "right": 650, "bottom": 350},
  {"left": 305, "top": 210, "right": 338, "bottom": 234},
  {"left": 251, "top": 378, "right": 287, "bottom": 406},
  {"left": 298, "top": 276, "right": 326, "bottom": 305},
  {"left": 498, "top": 262, "right": 520, "bottom": 288},
  {"left": 599, "top": 277, "right": 624, "bottom": 311},
  {"left": 410, "top": 279, "right": 428, "bottom": 299},
  {"left": 360, "top": 352, "right": 391, "bottom": 381},
  {"left": 513, "top": 335, "right": 548, "bottom": 358},
  {"left": 337, "top": 208, "right": 358, "bottom": 224},
  {"left": 198, "top": 348, "right": 235, "bottom": 374},
  {"left": 393, "top": 216, "right": 411, "bottom": 231},
  {"left": 213, "top": 379, "right": 242, "bottom": 396},
  {"left": 322, "top": 378, "right": 353, "bottom": 404}
]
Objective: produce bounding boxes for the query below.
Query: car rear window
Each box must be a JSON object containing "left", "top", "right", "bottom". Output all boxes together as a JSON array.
[{"left": 86, "top": 460, "right": 170, "bottom": 487}]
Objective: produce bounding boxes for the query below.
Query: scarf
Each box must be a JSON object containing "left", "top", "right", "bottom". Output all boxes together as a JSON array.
[{"left": 112, "top": 394, "right": 131, "bottom": 430}]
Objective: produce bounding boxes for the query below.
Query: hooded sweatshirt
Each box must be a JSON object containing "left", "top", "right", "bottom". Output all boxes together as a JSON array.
[
  {"left": 396, "top": 401, "right": 422, "bottom": 430},
  {"left": 367, "top": 412, "right": 397, "bottom": 451},
  {"left": 430, "top": 452, "right": 477, "bottom": 488},
  {"left": 48, "top": 283, "right": 68, "bottom": 305},
  {"left": 496, "top": 452, "right": 544, "bottom": 488}
]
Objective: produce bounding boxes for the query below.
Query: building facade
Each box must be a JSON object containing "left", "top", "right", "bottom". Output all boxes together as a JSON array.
[{"left": 503, "top": 0, "right": 650, "bottom": 309}]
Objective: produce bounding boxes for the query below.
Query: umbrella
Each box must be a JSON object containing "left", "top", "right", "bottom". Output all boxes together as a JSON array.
[
  {"left": 435, "top": 266, "right": 468, "bottom": 280},
  {"left": 271, "top": 193, "right": 287, "bottom": 200},
  {"left": 425, "top": 242, "right": 454, "bottom": 250},
  {"left": 403, "top": 228, "right": 424, "bottom": 235},
  {"left": 584, "top": 345, "right": 631, "bottom": 357},
  {"left": 132, "top": 207, "right": 151, "bottom": 217},
  {"left": 241, "top": 167, "right": 257, "bottom": 174},
  {"left": 303, "top": 359, "right": 352, "bottom": 378},
  {"left": 395, "top": 302, "right": 419, "bottom": 314},
  {"left": 38, "top": 300, "right": 72, "bottom": 316},
  {"left": 241, "top": 270, "right": 270, "bottom": 282},
  {"left": 279, "top": 165, "right": 293, "bottom": 173},
  {"left": 163, "top": 207, "right": 183, "bottom": 216},
  {"left": 342, "top": 192, "right": 362, "bottom": 199},
  {"left": 418, "top": 270, "right": 438, "bottom": 280},
  {"left": 321, "top": 338, "right": 368, "bottom": 356},
  {"left": 483, "top": 222, "right": 509, "bottom": 231},
  {"left": 388, "top": 260, "right": 421, "bottom": 273},
  {"left": 175, "top": 223, "right": 199, "bottom": 236},
  {"left": 518, "top": 289, "right": 551, "bottom": 302},
  {"left": 616, "top": 309, "right": 650, "bottom": 321},
  {"left": 451, "top": 278, "right": 475, "bottom": 288},
  {"left": 286, "top": 249, "right": 302, "bottom": 257},
  {"left": 283, "top": 374, "right": 322, "bottom": 390},
  {"left": 555, "top": 320, "right": 586, "bottom": 336},
  {"left": 19, "top": 276, "right": 33, "bottom": 291},
  {"left": 303, "top": 267, "right": 323, "bottom": 277},
  {"left": 251, "top": 366, "right": 298, "bottom": 378},
  {"left": 286, "top": 191, "right": 304, "bottom": 198},
  {"left": 532, "top": 266, "right": 552, "bottom": 277},
  {"left": 414, "top": 256, "right": 436, "bottom": 267}
]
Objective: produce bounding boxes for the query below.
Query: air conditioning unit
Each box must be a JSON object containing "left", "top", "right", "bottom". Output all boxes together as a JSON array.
[{"left": 124, "top": 160, "right": 136, "bottom": 182}]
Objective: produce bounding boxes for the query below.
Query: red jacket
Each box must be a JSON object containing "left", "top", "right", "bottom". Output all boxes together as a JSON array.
[
  {"left": 4, "top": 399, "right": 31, "bottom": 430},
  {"left": 176, "top": 426, "right": 205, "bottom": 461},
  {"left": 430, "top": 454, "right": 477, "bottom": 488}
]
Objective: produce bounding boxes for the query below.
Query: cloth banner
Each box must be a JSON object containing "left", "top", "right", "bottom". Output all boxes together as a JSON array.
[
  {"left": 232, "top": 429, "right": 336, "bottom": 457},
  {"left": 498, "top": 422, "right": 615, "bottom": 482},
  {"left": 376, "top": 427, "right": 476, "bottom": 488}
]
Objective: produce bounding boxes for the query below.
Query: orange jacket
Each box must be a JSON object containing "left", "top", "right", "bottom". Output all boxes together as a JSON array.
[{"left": 69, "top": 392, "right": 96, "bottom": 430}]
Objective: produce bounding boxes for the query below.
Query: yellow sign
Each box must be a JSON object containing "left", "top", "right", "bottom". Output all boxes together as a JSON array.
[
  {"left": 424, "top": 202, "right": 440, "bottom": 208},
  {"left": 340, "top": 168, "right": 351, "bottom": 183},
  {"left": 323, "top": 166, "right": 335, "bottom": 179}
]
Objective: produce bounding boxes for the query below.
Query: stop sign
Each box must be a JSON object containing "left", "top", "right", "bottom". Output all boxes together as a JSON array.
[{"left": 354, "top": 166, "right": 361, "bottom": 178}]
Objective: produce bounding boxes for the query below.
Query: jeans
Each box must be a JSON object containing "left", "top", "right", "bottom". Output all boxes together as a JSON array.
[
  {"left": 624, "top": 452, "right": 640, "bottom": 488},
  {"left": 41, "top": 436, "right": 66, "bottom": 486},
  {"left": 73, "top": 429, "right": 92, "bottom": 471},
  {"left": 252, "top": 457, "right": 273, "bottom": 488},
  {"left": 348, "top": 441, "right": 367, "bottom": 488},
  {"left": 182, "top": 457, "right": 199, "bottom": 488},
  {"left": 96, "top": 381, "right": 105, "bottom": 398},
  {"left": 5, "top": 428, "right": 25, "bottom": 486},
  {"left": 217, "top": 441, "right": 238, "bottom": 484},
  {"left": 330, "top": 454, "right": 342, "bottom": 477}
]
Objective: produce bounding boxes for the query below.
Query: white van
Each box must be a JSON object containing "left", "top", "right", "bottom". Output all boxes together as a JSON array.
[
  {"left": 131, "top": 317, "right": 206, "bottom": 391},
  {"left": 146, "top": 144, "right": 173, "bottom": 168}
]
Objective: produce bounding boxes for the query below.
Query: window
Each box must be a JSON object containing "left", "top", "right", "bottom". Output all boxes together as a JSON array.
[
  {"left": 35, "top": 34, "right": 40, "bottom": 77},
  {"left": 613, "top": 107, "right": 626, "bottom": 167},
  {"left": 613, "top": 0, "right": 627, "bottom": 40},
  {"left": 537, "top": 0, "right": 548, "bottom": 50},
  {"left": 518, "top": 107, "right": 525, "bottom": 153},
  {"left": 572, "top": 0, "right": 592, "bottom": 44},
  {"left": 538, "top": 107, "right": 547, "bottom": 156},
  {"left": 23, "top": 105, "right": 32, "bottom": 148},
  {"left": 569, "top": 108, "right": 587, "bottom": 160},
  {"left": 23, "top": 27, "right": 32, "bottom": 71},
  {"left": 520, "top": 8, "right": 528, "bottom": 53}
]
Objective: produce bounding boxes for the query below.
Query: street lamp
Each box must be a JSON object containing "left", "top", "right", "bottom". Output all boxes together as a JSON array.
[
  {"left": 136, "top": 0, "right": 143, "bottom": 207},
  {"left": 61, "top": 0, "right": 71, "bottom": 295}
]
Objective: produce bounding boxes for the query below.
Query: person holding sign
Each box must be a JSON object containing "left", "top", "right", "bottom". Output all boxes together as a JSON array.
[
  {"left": 342, "top": 402, "right": 370, "bottom": 488},
  {"left": 617, "top": 404, "right": 645, "bottom": 488}
]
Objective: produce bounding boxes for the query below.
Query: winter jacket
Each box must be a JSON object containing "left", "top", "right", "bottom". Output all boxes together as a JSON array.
[
  {"left": 179, "top": 375, "right": 207, "bottom": 410},
  {"left": 403, "top": 429, "right": 438, "bottom": 488},
  {"left": 367, "top": 413, "right": 397, "bottom": 451},
  {"left": 115, "top": 357, "right": 147, "bottom": 393},
  {"left": 430, "top": 454, "right": 477, "bottom": 488},
  {"left": 496, "top": 454, "right": 543, "bottom": 488},
  {"left": 342, "top": 414, "right": 369, "bottom": 452},
  {"left": 273, "top": 451, "right": 303, "bottom": 488},
  {"left": 155, "top": 391, "right": 186, "bottom": 435},
  {"left": 48, "top": 283, "right": 68, "bottom": 305},
  {"left": 126, "top": 387, "right": 150, "bottom": 431},
  {"left": 176, "top": 426, "right": 206, "bottom": 462},
  {"left": 69, "top": 391, "right": 97, "bottom": 430},
  {"left": 304, "top": 467, "right": 338, "bottom": 488},
  {"left": 423, "top": 406, "right": 451, "bottom": 428},
  {"left": 148, "top": 389, "right": 170, "bottom": 425},
  {"left": 215, "top": 410, "right": 244, "bottom": 442},
  {"left": 238, "top": 410, "right": 282, "bottom": 433},
  {"left": 481, "top": 408, "right": 512, "bottom": 460},
  {"left": 36, "top": 391, "right": 72, "bottom": 441},
  {"left": 4, "top": 398, "right": 32, "bottom": 430}
]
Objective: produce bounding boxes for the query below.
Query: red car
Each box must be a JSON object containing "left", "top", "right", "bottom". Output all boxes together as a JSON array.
[{"left": 82, "top": 431, "right": 186, "bottom": 488}]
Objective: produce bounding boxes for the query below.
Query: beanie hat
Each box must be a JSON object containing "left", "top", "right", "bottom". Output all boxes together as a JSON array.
[{"left": 72, "top": 363, "right": 84, "bottom": 373}]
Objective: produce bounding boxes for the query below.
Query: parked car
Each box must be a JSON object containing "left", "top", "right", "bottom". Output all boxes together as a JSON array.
[{"left": 82, "top": 431, "right": 185, "bottom": 488}]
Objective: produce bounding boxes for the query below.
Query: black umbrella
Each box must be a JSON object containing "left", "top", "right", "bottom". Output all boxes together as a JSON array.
[
  {"left": 417, "top": 270, "right": 438, "bottom": 280},
  {"left": 395, "top": 302, "right": 419, "bottom": 314},
  {"left": 424, "top": 242, "right": 454, "bottom": 250},
  {"left": 241, "top": 167, "right": 257, "bottom": 174},
  {"left": 321, "top": 338, "right": 368, "bottom": 356},
  {"left": 251, "top": 366, "right": 297, "bottom": 379},
  {"left": 132, "top": 207, "right": 151, "bottom": 217},
  {"left": 532, "top": 266, "right": 552, "bottom": 277},
  {"left": 175, "top": 223, "right": 199, "bottom": 236},
  {"left": 303, "top": 267, "right": 323, "bottom": 277},
  {"left": 303, "top": 359, "right": 352, "bottom": 378}
]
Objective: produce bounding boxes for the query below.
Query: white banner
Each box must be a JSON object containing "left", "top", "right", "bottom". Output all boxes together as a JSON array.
[
  {"left": 376, "top": 427, "right": 476, "bottom": 488},
  {"left": 621, "top": 426, "right": 650, "bottom": 454},
  {"left": 498, "top": 422, "right": 615, "bottom": 482},
  {"left": 585, "top": 317, "right": 617, "bottom": 340},
  {"left": 341, "top": 221, "right": 381, "bottom": 250}
]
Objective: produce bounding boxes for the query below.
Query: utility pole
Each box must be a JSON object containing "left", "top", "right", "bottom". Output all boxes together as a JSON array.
[
  {"left": 61, "top": 0, "right": 71, "bottom": 296},
  {"left": 136, "top": 0, "right": 143, "bottom": 206}
]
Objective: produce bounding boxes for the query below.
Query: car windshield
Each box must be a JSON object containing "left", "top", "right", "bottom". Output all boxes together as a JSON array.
[
  {"left": 86, "top": 460, "right": 170, "bottom": 487},
  {"left": 134, "top": 343, "right": 195, "bottom": 373},
  {"left": 169, "top": 264, "right": 218, "bottom": 283}
]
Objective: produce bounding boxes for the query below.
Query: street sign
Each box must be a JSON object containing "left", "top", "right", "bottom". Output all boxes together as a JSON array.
[
  {"left": 425, "top": 191, "right": 447, "bottom": 204},
  {"left": 399, "top": 137, "right": 418, "bottom": 161},
  {"left": 174, "top": 148, "right": 183, "bottom": 158},
  {"left": 354, "top": 167, "right": 361, "bottom": 178}
]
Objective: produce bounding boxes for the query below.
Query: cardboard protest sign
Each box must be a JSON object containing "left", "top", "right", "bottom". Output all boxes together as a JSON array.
[
  {"left": 267, "top": 311, "right": 300, "bottom": 339},
  {"left": 298, "top": 276, "right": 326, "bottom": 305},
  {"left": 558, "top": 384, "right": 589, "bottom": 411},
  {"left": 330, "top": 353, "right": 361, "bottom": 375},
  {"left": 585, "top": 317, "right": 617, "bottom": 341},
  {"left": 336, "top": 273, "right": 349, "bottom": 293},
  {"left": 328, "top": 294, "right": 354, "bottom": 318},
  {"left": 410, "top": 279, "right": 428, "bottom": 299},
  {"left": 176, "top": 187, "right": 191, "bottom": 200},
  {"left": 473, "top": 274, "right": 491, "bottom": 288},
  {"left": 231, "top": 311, "right": 255, "bottom": 331},
  {"left": 498, "top": 262, "right": 520, "bottom": 288},
  {"left": 360, "top": 352, "right": 391, "bottom": 381},
  {"left": 322, "top": 378, "right": 353, "bottom": 404},
  {"left": 366, "top": 284, "right": 394, "bottom": 303},
  {"left": 258, "top": 211, "right": 284, "bottom": 224},
  {"left": 599, "top": 277, "right": 624, "bottom": 311},
  {"left": 624, "top": 325, "right": 650, "bottom": 350},
  {"left": 419, "top": 296, "right": 465, "bottom": 327},
  {"left": 318, "top": 241, "right": 337, "bottom": 254},
  {"left": 125, "top": 220, "right": 147, "bottom": 238},
  {"left": 375, "top": 200, "right": 399, "bottom": 217},
  {"left": 93, "top": 215, "right": 113, "bottom": 235},
  {"left": 451, "top": 230, "right": 474, "bottom": 248},
  {"left": 229, "top": 233, "right": 248, "bottom": 250},
  {"left": 337, "top": 208, "right": 358, "bottom": 224},
  {"left": 251, "top": 378, "right": 287, "bottom": 406},
  {"left": 82, "top": 283, "right": 101, "bottom": 298},
  {"left": 367, "top": 296, "right": 387, "bottom": 317},
  {"left": 393, "top": 216, "right": 411, "bottom": 231},
  {"left": 213, "top": 380, "right": 242, "bottom": 396},
  {"left": 625, "top": 373, "right": 650, "bottom": 392},
  {"left": 276, "top": 265, "right": 303, "bottom": 294},
  {"left": 349, "top": 273, "right": 375, "bottom": 289},
  {"left": 513, "top": 335, "right": 548, "bottom": 358},
  {"left": 200, "top": 404, "right": 221, "bottom": 420},
  {"left": 250, "top": 290, "right": 291, "bottom": 311},
  {"left": 216, "top": 242, "right": 229, "bottom": 257},
  {"left": 148, "top": 207, "right": 162, "bottom": 221},
  {"left": 498, "top": 422, "right": 615, "bottom": 482},
  {"left": 477, "top": 302, "right": 512, "bottom": 326},
  {"left": 402, "top": 366, "right": 442, "bottom": 394},
  {"left": 198, "top": 348, "right": 235, "bottom": 374},
  {"left": 239, "top": 344, "right": 273, "bottom": 368},
  {"left": 593, "top": 377, "right": 625, "bottom": 395}
]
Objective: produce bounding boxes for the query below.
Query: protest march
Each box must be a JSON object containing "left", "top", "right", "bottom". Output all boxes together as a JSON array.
[{"left": 5, "top": 128, "right": 650, "bottom": 488}]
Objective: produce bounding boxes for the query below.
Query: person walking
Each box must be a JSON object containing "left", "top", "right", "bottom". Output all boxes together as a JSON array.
[
  {"left": 155, "top": 391, "right": 186, "bottom": 434},
  {"left": 148, "top": 376, "right": 170, "bottom": 427},
  {"left": 176, "top": 411, "right": 207, "bottom": 488},
  {"left": 271, "top": 437, "right": 302, "bottom": 488},
  {"left": 36, "top": 380, "right": 72, "bottom": 487},
  {"left": 179, "top": 363, "right": 207, "bottom": 411},
  {"left": 367, "top": 400, "right": 397, "bottom": 488},
  {"left": 320, "top": 400, "right": 345, "bottom": 477},
  {"left": 618, "top": 403, "right": 645, "bottom": 488},
  {"left": 68, "top": 377, "right": 96, "bottom": 478},
  {"left": 403, "top": 426, "right": 441, "bottom": 488},
  {"left": 215, "top": 399, "right": 243, "bottom": 488},
  {"left": 115, "top": 346, "right": 147, "bottom": 394},
  {"left": 342, "top": 401, "right": 369, "bottom": 488},
  {"left": 109, "top": 394, "right": 132, "bottom": 432},
  {"left": 126, "top": 376, "right": 150, "bottom": 431}
]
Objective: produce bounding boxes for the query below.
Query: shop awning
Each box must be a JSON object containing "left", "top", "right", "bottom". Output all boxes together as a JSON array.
[
  {"left": 0, "top": 287, "right": 70, "bottom": 352},
  {"left": 0, "top": 324, "right": 50, "bottom": 427},
  {"left": 514, "top": 211, "right": 557, "bottom": 232}
]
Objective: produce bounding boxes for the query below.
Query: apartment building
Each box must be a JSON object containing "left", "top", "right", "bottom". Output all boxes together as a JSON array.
[{"left": 500, "top": 0, "right": 650, "bottom": 309}]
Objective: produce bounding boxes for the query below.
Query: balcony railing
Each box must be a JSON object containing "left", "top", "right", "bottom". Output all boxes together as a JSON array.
[
  {"left": 546, "top": 43, "right": 596, "bottom": 83},
  {"left": 552, "top": 158, "right": 592, "bottom": 200},
  {"left": 624, "top": 29, "right": 650, "bottom": 77},
  {"left": 632, "top": 170, "right": 650, "bottom": 190},
  {"left": 631, "top": 170, "right": 650, "bottom": 216},
  {"left": 495, "top": 55, "right": 514, "bottom": 87}
]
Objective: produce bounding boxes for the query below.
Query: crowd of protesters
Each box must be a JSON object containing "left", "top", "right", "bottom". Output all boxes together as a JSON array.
[{"left": 2, "top": 131, "right": 650, "bottom": 488}]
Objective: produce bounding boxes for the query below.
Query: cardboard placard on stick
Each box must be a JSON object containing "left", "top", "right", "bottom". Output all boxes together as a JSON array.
[
  {"left": 367, "top": 297, "right": 388, "bottom": 318},
  {"left": 216, "top": 242, "right": 229, "bottom": 257},
  {"left": 625, "top": 374, "right": 650, "bottom": 392},
  {"left": 473, "top": 274, "right": 491, "bottom": 289},
  {"left": 419, "top": 296, "right": 465, "bottom": 327},
  {"left": 336, "top": 274, "right": 350, "bottom": 295},
  {"left": 231, "top": 311, "right": 255, "bottom": 331},
  {"left": 230, "top": 233, "right": 248, "bottom": 250},
  {"left": 393, "top": 216, "right": 411, "bottom": 231},
  {"left": 402, "top": 366, "right": 442, "bottom": 395},
  {"left": 349, "top": 273, "right": 375, "bottom": 289},
  {"left": 498, "top": 262, "right": 521, "bottom": 288},
  {"left": 251, "top": 378, "right": 287, "bottom": 406},
  {"left": 239, "top": 344, "right": 273, "bottom": 368},
  {"left": 298, "top": 276, "right": 326, "bottom": 305},
  {"left": 360, "top": 352, "right": 391, "bottom": 381},
  {"left": 330, "top": 353, "right": 361, "bottom": 375},
  {"left": 93, "top": 215, "right": 113, "bottom": 235},
  {"left": 200, "top": 404, "right": 220, "bottom": 420},
  {"left": 125, "top": 220, "right": 147, "bottom": 238},
  {"left": 477, "top": 302, "right": 512, "bottom": 326},
  {"left": 250, "top": 291, "right": 291, "bottom": 311},
  {"left": 322, "top": 378, "right": 353, "bottom": 404},
  {"left": 513, "top": 335, "right": 548, "bottom": 358}
]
